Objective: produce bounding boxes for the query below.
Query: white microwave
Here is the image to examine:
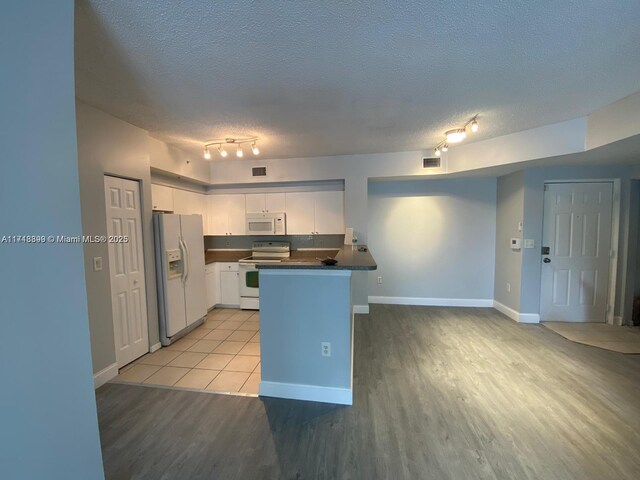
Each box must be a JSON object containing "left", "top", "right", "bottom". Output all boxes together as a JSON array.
[{"left": 245, "top": 212, "right": 286, "bottom": 235}]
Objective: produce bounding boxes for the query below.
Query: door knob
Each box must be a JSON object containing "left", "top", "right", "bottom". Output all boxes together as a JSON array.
[{"left": 543, "top": 258, "right": 551, "bottom": 263}]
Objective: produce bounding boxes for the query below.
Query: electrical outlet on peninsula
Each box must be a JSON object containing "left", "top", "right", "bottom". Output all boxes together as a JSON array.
[{"left": 321, "top": 342, "right": 331, "bottom": 357}]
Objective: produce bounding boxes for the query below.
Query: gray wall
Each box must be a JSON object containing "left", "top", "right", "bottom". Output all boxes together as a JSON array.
[
  {"left": 0, "top": 2, "right": 104, "bottom": 478},
  {"left": 367, "top": 178, "right": 497, "bottom": 301},
  {"left": 494, "top": 171, "right": 525, "bottom": 311},
  {"left": 76, "top": 101, "right": 160, "bottom": 373}
]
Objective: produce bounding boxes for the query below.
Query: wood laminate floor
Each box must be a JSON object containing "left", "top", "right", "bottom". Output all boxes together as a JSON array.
[{"left": 96, "top": 305, "right": 640, "bottom": 480}]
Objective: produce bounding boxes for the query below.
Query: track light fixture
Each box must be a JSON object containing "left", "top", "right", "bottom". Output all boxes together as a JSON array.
[
  {"left": 433, "top": 115, "right": 479, "bottom": 154},
  {"left": 203, "top": 137, "right": 259, "bottom": 159}
]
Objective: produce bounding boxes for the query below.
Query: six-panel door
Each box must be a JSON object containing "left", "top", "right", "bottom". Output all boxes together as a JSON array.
[{"left": 540, "top": 182, "right": 613, "bottom": 322}]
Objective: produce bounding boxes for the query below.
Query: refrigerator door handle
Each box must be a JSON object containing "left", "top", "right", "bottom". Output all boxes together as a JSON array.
[
  {"left": 182, "top": 237, "right": 190, "bottom": 282},
  {"left": 179, "top": 237, "right": 189, "bottom": 283}
]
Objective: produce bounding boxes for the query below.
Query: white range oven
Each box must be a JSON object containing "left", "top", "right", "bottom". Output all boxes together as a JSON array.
[{"left": 238, "top": 241, "right": 290, "bottom": 310}]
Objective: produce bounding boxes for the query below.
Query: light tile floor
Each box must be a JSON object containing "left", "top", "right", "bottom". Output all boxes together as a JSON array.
[
  {"left": 113, "top": 308, "right": 261, "bottom": 395},
  {"left": 543, "top": 321, "right": 640, "bottom": 354}
]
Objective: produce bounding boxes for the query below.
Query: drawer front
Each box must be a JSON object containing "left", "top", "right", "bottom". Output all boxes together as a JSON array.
[{"left": 219, "top": 262, "right": 239, "bottom": 272}]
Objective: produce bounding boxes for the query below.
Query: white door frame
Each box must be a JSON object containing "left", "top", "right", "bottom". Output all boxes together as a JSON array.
[
  {"left": 542, "top": 179, "right": 620, "bottom": 324},
  {"left": 104, "top": 174, "right": 151, "bottom": 366}
]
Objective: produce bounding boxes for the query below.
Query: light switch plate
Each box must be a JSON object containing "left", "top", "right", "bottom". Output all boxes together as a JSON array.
[
  {"left": 524, "top": 239, "right": 535, "bottom": 249},
  {"left": 93, "top": 256, "right": 103, "bottom": 271}
]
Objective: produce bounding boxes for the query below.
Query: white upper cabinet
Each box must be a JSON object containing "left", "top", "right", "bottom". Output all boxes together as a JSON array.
[
  {"left": 173, "top": 188, "right": 208, "bottom": 231},
  {"left": 245, "top": 193, "right": 266, "bottom": 213},
  {"left": 314, "top": 191, "right": 345, "bottom": 234},
  {"left": 265, "top": 193, "right": 286, "bottom": 213},
  {"left": 245, "top": 193, "right": 286, "bottom": 213},
  {"left": 285, "top": 191, "right": 344, "bottom": 235},
  {"left": 207, "top": 195, "right": 227, "bottom": 235},
  {"left": 285, "top": 192, "right": 316, "bottom": 235},
  {"left": 208, "top": 194, "right": 246, "bottom": 235},
  {"left": 151, "top": 184, "right": 174, "bottom": 211},
  {"left": 226, "top": 194, "right": 246, "bottom": 234}
]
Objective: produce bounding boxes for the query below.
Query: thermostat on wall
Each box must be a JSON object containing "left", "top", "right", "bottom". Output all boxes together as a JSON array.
[{"left": 510, "top": 238, "right": 522, "bottom": 250}]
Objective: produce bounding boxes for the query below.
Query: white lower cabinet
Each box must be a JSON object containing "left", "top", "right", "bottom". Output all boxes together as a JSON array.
[
  {"left": 205, "top": 262, "right": 240, "bottom": 308},
  {"left": 215, "top": 262, "right": 240, "bottom": 306},
  {"left": 220, "top": 271, "right": 240, "bottom": 306},
  {"left": 205, "top": 264, "right": 218, "bottom": 309}
]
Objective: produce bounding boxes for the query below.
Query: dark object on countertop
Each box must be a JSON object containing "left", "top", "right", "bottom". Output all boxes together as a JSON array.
[
  {"left": 358, "top": 246, "right": 368, "bottom": 252},
  {"left": 320, "top": 258, "right": 338, "bottom": 266}
]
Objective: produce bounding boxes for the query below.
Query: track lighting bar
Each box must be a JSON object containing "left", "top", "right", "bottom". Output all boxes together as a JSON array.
[
  {"left": 203, "top": 137, "right": 259, "bottom": 159},
  {"left": 433, "top": 115, "right": 479, "bottom": 156}
]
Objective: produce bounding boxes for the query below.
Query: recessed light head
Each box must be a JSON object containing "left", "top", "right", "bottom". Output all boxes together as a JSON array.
[
  {"left": 434, "top": 147, "right": 441, "bottom": 157},
  {"left": 445, "top": 129, "right": 466, "bottom": 143},
  {"left": 217, "top": 145, "right": 228, "bottom": 158},
  {"left": 203, "top": 147, "right": 211, "bottom": 160},
  {"left": 470, "top": 119, "right": 479, "bottom": 133},
  {"left": 442, "top": 143, "right": 449, "bottom": 152},
  {"left": 251, "top": 142, "right": 260, "bottom": 155},
  {"left": 236, "top": 145, "right": 244, "bottom": 158}
]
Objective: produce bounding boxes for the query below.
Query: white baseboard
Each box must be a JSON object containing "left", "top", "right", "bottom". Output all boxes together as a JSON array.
[
  {"left": 518, "top": 313, "right": 541, "bottom": 324},
  {"left": 259, "top": 381, "right": 352, "bottom": 405},
  {"left": 368, "top": 296, "right": 493, "bottom": 307},
  {"left": 93, "top": 362, "right": 118, "bottom": 389},
  {"left": 150, "top": 342, "right": 162, "bottom": 353},
  {"left": 353, "top": 305, "right": 369, "bottom": 314},
  {"left": 493, "top": 300, "right": 540, "bottom": 324}
]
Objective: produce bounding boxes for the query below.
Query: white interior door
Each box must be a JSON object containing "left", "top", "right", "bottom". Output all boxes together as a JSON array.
[
  {"left": 104, "top": 176, "right": 149, "bottom": 366},
  {"left": 540, "top": 182, "right": 613, "bottom": 322}
]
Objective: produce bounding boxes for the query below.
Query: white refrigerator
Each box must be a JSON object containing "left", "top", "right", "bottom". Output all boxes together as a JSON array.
[{"left": 154, "top": 213, "right": 207, "bottom": 345}]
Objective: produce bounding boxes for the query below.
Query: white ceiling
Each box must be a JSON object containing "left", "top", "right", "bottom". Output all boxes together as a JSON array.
[{"left": 75, "top": 0, "right": 640, "bottom": 160}]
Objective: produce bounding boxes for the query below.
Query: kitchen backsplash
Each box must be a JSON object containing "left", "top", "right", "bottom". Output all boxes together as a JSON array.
[{"left": 205, "top": 235, "right": 345, "bottom": 250}]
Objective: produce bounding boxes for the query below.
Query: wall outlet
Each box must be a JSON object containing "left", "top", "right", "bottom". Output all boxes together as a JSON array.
[
  {"left": 225, "top": 239, "right": 230, "bottom": 247},
  {"left": 93, "top": 257, "right": 103, "bottom": 272},
  {"left": 506, "top": 283, "right": 511, "bottom": 293},
  {"left": 518, "top": 221, "right": 523, "bottom": 232},
  {"left": 524, "top": 239, "right": 535, "bottom": 249},
  {"left": 321, "top": 342, "right": 331, "bottom": 357},
  {"left": 377, "top": 276, "right": 383, "bottom": 285}
]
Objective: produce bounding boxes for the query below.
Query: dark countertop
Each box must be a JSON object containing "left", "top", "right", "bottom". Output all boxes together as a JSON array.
[
  {"left": 205, "top": 250, "right": 251, "bottom": 264},
  {"left": 257, "top": 245, "right": 377, "bottom": 271}
]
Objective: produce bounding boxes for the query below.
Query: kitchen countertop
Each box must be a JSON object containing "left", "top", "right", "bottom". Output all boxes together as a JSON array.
[
  {"left": 258, "top": 245, "right": 377, "bottom": 271},
  {"left": 204, "top": 249, "right": 251, "bottom": 264}
]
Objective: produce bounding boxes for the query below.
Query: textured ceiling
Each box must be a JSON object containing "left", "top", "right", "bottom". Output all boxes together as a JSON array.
[{"left": 75, "top": 0, "right": 640, "bottom": 160}]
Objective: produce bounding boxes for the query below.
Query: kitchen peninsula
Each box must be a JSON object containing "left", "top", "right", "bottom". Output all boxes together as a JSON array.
[{"left": 257, "top": 245, "right": 376, "bottom": 405}]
